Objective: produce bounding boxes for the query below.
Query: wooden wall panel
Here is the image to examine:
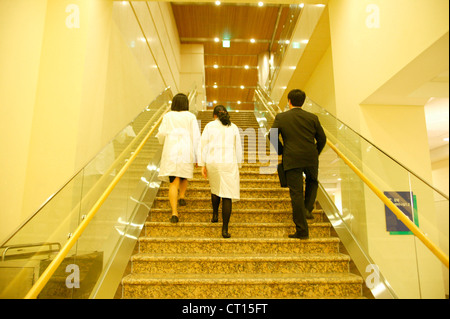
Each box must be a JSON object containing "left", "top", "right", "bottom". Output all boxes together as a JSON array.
[{"left": 171, "top": 2, "right": 290, "bottom": 110}]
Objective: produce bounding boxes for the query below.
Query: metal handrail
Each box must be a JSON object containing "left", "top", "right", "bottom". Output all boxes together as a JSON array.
[
  {"left": 24, "top": 103, "right": 171, "bottom": 299},
  {"left": 304, "top": 100, "right": 449, "bottom": 201},
  {"left": 255, "top": 89, "right": 277, "bottom": 119},
  {"left": 0, "top": 88, "right": 172, "bottom": 249},
  {"left": 257, "top": 91, "right": 449, "bottom": 269},
  {"left": 326, "top": 140, "right": 449, "bottom": 268},
  {"left": 2, "top": 242, "right": 61, "bottom": 261}
]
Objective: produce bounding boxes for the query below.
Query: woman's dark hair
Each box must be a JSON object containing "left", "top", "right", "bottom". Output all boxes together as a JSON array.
[
  {"left": 213, "top": 105, "right": 231, "bottom": 126},
  {"left": 287, "top": 89, "right": 306, "bottom": 107},
  {"left": 171, "top": 93, "right": 189, "bottom": 111}
]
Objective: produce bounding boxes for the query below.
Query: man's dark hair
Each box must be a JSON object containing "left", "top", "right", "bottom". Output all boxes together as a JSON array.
[
  {"left": 287, "top": 89, "right": 306, "bottom": 107},
  {"left": 171, "top": 93, "right": 189, "bottom": 111}
]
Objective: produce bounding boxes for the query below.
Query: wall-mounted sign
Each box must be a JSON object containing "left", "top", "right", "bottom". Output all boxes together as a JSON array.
[{"left": 384, "top": 191, "right": 419, "bottom": 235}]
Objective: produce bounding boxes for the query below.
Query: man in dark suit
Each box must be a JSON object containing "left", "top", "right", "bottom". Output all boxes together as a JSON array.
[{"left": 270, "top": 89, "right": 327, "bottom": 239}]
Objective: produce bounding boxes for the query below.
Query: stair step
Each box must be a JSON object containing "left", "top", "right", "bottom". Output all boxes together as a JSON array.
[
  {"left": 121, "top": 272, "right": 363, "bottom": 299},
  {"left": 180, "top": 178, "right": 282, "bottom": 188},
  {"left": 148, "top": 208, "right": 325, "bottom": 223},
  {"left": 144, "top": 222, "right": 331, "bottom": 238},
  {"left": 152, "top": 197, "right": 291, "bottom": 209},
  {"left": 117, "top": 111, "right": 365, "bottom": 299},
  {"left": 130, "top": 253, "right": 351, "bottom": 275},
  {"left": 138, "top": 237, "right": 341, "bottom": 255},
  {"left": 193, "top": 171, "right": 278, "bottom": 179},
  {"left": 157, "top": 187, "right": 289, "bottom": 198}
]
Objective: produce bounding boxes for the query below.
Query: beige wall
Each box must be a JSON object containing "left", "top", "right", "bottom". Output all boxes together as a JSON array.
[
  {"left": 293, "top": 0, "right": 448, "bottom": 298},
  {"left": 180, "top": 44, "right": 206, "bottom": 112},
  {"left": 327, "top": 0, "right": 448, "bottom": 181},
  {"left": 0, "top": 0, "right": 48, "bottom": 241},
  {"left": 322, "top": 0, "right": 448, "bottom": 298},
  {"left": 0, "top": 0, "right": 184, "bottom": 243},
  {"left": 304, "top": 46, "right": 336, "bottom": 116}
]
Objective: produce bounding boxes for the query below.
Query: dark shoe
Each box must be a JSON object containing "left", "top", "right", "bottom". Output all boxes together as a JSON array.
[
  {"left": 211, "top": 212, "right": 219, "bottom": 223},
  {"left": 222, "top": 230, "right": 231, "bottom": 238},
  {"left": 288, "top": 233, "right": 309, "bottom": 239},
  {"left": 178, "top": 199, "right": 186, "bottom": 206},
  {"left": 170, "top": 215, "right": 179, "bottom": 223},
  {"left": 305, "top": 211, "right": 314, "bottom": 219}
]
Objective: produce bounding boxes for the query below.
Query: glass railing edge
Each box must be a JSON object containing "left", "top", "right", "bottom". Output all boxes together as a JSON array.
[
  {"left": 316, "top": 184, "right": 398, "bottom": 299},
  {"left": 302, "top": 97, "right": 449, "bottom": 201},
  {"left": 255, "top": 87, "right": 448, "bottom": 200},
  {"left": 0, "top": 87, "right": 173, "bottom": 248}
]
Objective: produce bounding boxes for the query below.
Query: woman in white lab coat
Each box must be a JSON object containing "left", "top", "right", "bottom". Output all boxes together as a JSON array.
[
  {"left": 156, "top": 93, "right": 200, "bottom": 223},
  {"left": 198, "top": 105, "right": 242, "bottom": 238}
]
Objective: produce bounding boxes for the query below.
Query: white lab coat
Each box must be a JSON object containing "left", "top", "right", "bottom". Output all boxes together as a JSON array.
[
  {"left": 198, "top": 119, "right": 242, "bottom": 200},
  {"left": 156, "top": 111, "right": 200, "bottom": 183}
]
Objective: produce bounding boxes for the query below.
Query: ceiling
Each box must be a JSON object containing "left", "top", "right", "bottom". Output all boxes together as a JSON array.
[
  {"left": 171, "top": 1, "right": 297, "bottom": 110},
  {"left": 169, "top": 1, "right": 448, "bottom": 165}
]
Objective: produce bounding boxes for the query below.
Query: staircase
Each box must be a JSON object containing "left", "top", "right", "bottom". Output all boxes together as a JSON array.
[{"left": 119, "top": 110, "right": 365, "bottom": 299}]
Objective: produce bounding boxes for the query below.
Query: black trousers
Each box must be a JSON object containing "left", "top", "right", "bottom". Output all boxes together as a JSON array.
[{"left": 285, "top": 166, "right": 318, "bottom": 236}]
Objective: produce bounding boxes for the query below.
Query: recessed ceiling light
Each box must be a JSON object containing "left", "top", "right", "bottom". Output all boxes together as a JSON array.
[
  {"left": 244, "top": 65, "right": 249, "bottom": 69},
  {"left": 214, "top": 37, "right": 220, "bottom": 42},
  {"left": 214, "top": 64, "right": 219, "bottom": 69},
  {"left": 250, "top": 38, "right": 256, "bottom": 43},
  {"left": 258, "top": 2, "right": 264, "bottom": 7},
  {"left": 215, "top": 1, "right": 221, "bottom": 5},
  {"left": 240, "top": 85, "right": 245, "bottom": 89},
  {"left": 213, "top": 84, "right": 218, "bottom": 88},
  {"left": 237, "top": 101, "right": 241, "bottom": 104}
]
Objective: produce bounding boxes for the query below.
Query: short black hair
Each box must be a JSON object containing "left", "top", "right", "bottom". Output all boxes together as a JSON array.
[
  {"left": 287, "top": 89, "right": 306, "bottom": 107},
  {"left": 171, "top": 93, "right": 189, "bottom": 111}
]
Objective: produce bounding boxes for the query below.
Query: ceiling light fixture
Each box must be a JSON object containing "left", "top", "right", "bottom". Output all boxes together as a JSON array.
[
  {"left": 215, "top": 1, "right": 221, "bottom": 5},
  {"left": 222, "top": 39, "right": 230, "bottom": 48},
  {"left": 214, "top": 37, "right": 220, "bottom": 42},
  {"left": 244, "top": 65, "right": 249, "bottom": 69},
  {"left": 258, "top": 2, "right": 264, "bottom": 7},
  {"left": 240, "top": 85, "right": 245, "bottom": 89},
  {"left": 214, "top": 64, "right": 219, "bottom": 69},
  {"left": 250, "top": 38, "right": 256, "bottom": 43}
]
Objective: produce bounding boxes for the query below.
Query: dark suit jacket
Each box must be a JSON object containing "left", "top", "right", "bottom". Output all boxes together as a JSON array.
[{"left": 270, "top": 107, "right": 327, "bottom": 171}]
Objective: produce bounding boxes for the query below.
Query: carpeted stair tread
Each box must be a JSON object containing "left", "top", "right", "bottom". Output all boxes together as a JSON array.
[
  {"left": 118, "top": 110, "right": 365, "bottom": 299},
  {"left": 121, "top": 272, "right": 363, "bottom": 299},
  {"left": 123, "top": 272, "right": 362, "bottom": 284}
]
